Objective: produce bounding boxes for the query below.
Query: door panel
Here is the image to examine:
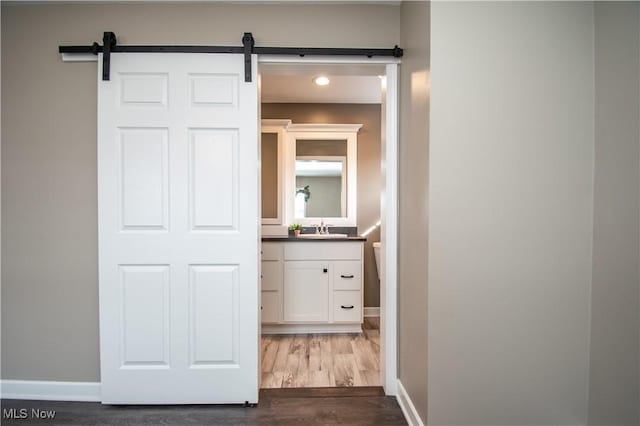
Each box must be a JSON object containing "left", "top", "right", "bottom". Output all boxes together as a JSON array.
[
  {"left": 189, "top": 73, "right": 238, "bottom": 107},
  {"left": 118, "top": 128, "right": 169, "bottom": 231},
  {"left": 120, "top": 265, "right": 170, "bottom": 367},
  {"left": 188, "top": 264, "right": 239, "bottom": 366},
  {"left": 120, "top": 73, "right": 168, "bottom": 107},
  {"left": 188, "top": 129, "right": 238, "bottom": 230},
  {"left": 99, "top": 53, "right": 259, "bottom": 404}
]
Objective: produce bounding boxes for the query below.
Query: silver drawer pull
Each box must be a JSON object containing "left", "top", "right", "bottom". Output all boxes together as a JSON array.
[
  {"left": 340, "top": 274, "right": 354, "bottom": 279},
  {"left": 341, "top": 305, "right": 354, "bottom": 310}
]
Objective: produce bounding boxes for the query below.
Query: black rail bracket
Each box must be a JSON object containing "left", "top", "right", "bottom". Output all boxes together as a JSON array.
[
  {"left": 242, "top": 32, "right": 255, "bottom": 82},
  {"left": 102, "top": 32, "right": 117, "bottom": 81}
]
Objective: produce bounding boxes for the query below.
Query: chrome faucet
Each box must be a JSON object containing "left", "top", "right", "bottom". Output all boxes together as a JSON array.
[
  {"left": 311, "top": 220, "right": 334, "bottom": 235},
  {"left": 319, "top": 219, "right": 333, "bottom": 234}
]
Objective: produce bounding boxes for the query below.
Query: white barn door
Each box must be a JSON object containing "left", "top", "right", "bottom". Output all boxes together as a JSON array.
[{"left": 98, "top": 53, "right": 259, "bottom": 404}]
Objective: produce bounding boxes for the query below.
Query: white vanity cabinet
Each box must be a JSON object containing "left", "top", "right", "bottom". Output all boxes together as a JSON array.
[{"left": 261, "top": 240, "right": 364, "bottom": 334}]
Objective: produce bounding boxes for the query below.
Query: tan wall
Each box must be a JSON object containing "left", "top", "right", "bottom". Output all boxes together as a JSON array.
[
  {"left": 297, "top": 140, "right": 347, "bottom": 157},
  {"left": 262, "top": 103, "right": 382, "bottom": 307},
  {"left": 1, "top": 3, "right": 399, "bottom": 381},
  {"left": 428, "top": 2, "right": 594, "bottom": 424},
  {"left": 398, "top": 1, "right": 430, "bottom": 422},
  {"left": 588, "top": 3, "right": 640, "bottom": 425}
]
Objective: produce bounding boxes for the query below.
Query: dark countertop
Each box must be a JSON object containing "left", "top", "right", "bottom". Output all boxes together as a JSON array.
[{"left": 262, "top": 236, "right": 366, "bottom": 242}]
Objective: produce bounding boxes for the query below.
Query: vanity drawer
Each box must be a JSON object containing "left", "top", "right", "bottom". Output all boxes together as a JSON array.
[
  {"left": 261, "top": 243, "right": 283, "bottom": 261},
  {"left": 333, "top": 291, "right": 362, "bottom": 323},
  {"left": 261, "top": 261, "right": 282, "bottom": 291},
  {"left": 261, "top": 290, "right": 280, "bottom": 324},
  {"left": 332, "top": 261, "right": 362, "bottom": 290}
]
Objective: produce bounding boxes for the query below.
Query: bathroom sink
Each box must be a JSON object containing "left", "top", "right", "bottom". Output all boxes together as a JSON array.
[{"left": 298, "top": 233, "right": 349, "bottom": 239}]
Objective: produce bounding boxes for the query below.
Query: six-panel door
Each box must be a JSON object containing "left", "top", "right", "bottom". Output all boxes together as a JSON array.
[{"left": 98, "top": 53, "right": 259, "bottom": 404}]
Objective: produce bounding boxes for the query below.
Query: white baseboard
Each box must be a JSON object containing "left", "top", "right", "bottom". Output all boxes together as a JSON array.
[
  {"left": 262, "top": 323, "right": 362, "bottom": 334},
  {"left": 396, "top": 380, "right": 424, "bottom": 426},
  {"left": 364, "top": 307, "right": 380, "bottom": 317},
  {"left": 1, "top": 380, "right": 101, "bottom": 402}
]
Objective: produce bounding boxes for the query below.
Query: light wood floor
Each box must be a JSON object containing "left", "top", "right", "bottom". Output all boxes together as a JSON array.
[{"left": 261, "top": 317, "right": 380, "bottom": 389}]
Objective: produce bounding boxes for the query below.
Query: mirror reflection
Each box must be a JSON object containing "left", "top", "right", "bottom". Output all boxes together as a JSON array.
[{"left": 295, "top": 139, "right": 347, "bottom": 218}]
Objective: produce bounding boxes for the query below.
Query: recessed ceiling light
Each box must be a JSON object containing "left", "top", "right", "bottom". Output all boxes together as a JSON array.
[{"left": 313, "top": 76, "right": 330, "bottom": 86}]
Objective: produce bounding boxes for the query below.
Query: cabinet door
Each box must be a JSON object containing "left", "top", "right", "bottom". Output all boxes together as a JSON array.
[{"left": 283, "top": 261, "right": 329, "bottom": 322}]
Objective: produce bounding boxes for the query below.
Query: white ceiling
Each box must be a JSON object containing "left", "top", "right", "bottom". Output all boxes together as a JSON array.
[
  {"left": 261, "top": 74, "right": 382, "bottom": 104},
  {"left": 260, "top": 63, "right": 384, "bottom": 104}
]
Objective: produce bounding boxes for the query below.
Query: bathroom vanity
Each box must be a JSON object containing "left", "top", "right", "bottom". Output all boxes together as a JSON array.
[
  {"left": 260, "top": 237, "right": 365, "bottom": 334},
  {"left": 259, "top": 120, "right": 367, "bottom": 334}
]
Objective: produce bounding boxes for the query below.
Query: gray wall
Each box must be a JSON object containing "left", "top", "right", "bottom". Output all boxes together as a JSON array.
[
  {"left": 262, "top": 103, "right": 382, "bottom": 307},
  {"left": 1, "top": 3, "right": 399, "bottom": 382},
  {"left": 588, "top": 3, "right": 640, "bottom": 425},
  {"left": 398, "top": 1, "right": 429, "bottom": 422},
  {"left": 428, "top": 2, "right": 594, "bottom": 424}
]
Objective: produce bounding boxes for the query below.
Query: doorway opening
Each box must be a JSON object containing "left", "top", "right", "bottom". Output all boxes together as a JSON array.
[{"left": 257, "top": 59, "right": 398, "bottom": 394}]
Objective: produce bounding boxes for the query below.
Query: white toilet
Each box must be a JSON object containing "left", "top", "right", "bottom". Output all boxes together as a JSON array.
[{"left": 373, "top": 242, "right": 381, "bottom": 279}]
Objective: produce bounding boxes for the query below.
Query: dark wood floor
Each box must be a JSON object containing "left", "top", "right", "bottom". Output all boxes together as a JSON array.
[{"left": 1, "top": 387, "right": 407, "bottom": 425}]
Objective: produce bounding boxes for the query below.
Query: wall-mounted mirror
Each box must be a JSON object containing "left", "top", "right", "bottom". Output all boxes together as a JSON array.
[
  {"left": 295, "top": 154, "right": 346, "bottom": 218},
  {"left": 285, "top": 124, "right": 361, "bottom": 227}
]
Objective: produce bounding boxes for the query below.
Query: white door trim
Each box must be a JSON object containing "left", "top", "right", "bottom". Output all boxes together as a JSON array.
[
  {"left": 258, "top": 55, "right": 399, "bottom": 395},
  {"left": 381, "top": 62, "right": 398, "bottom": 395},
  {"left": 258, "top": 55, "right": 401, "bottom": 65}
]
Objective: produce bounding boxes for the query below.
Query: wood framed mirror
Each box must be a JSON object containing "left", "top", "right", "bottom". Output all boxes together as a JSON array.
[{"left": 284, "top": 123, "right": 361, "bottom": 227}]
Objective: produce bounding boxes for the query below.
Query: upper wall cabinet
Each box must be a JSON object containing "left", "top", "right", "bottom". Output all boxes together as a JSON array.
[
  {"left": 261, "top": 121, "right": 362, "bottom": 228},
  {"left": 261, "top": 120, "right": 290, "bottom": 225}
]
